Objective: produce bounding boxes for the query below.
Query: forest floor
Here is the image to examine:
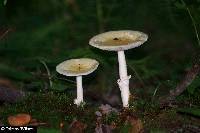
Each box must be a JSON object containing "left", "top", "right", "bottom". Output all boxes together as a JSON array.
[{"left": 0, "top": 91, "right": 200, "bottom": 133}]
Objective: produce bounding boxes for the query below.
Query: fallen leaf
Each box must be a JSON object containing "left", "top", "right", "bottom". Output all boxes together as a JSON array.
[
  {"left": 68, "top": 120, "right": 87, "bottom": 133},
  {"left": 99, "top": 104, "right": 118, "bottom": 115},
  {"left": 0, "top": 78, "right": 15, "bottom": 88},
  {"left": 29, "top": 118, "right": 48, "bottom": 126},
  {"left": 95, "top": 111, "right": 102, "bottom": 117},
  {"left": 8, "top": 114, "right": 31, "bottom": 126},
  {"left": 30, "top": 118, "right": 37, "bottom": 123},
  {"left": 110, "top": 122, "right": 117, "bottom": 130},
  {"left": 95, "top": 124, "right": 112, "bottom": 133},
  {"left": 29, "top": 122, "right": 47, "bottom": 126},
  {"left": 127, "top": 116, "right": 143, "bottom": 133},
  {"left": 95, "top": 124, "right": 103, "bottom": 133},
  {"left": 60, "top": 122, "right": 64, "bottom": 128}
]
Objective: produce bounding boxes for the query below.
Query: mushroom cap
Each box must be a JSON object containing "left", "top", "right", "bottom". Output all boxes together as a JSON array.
[
  {"left": 89, "top": 30, "right": 148, "bottom": 51},
  {"left": 8, "top": 113, "right": 31, "bottom": 126},
  {"left": 56, "top": 58, "right": 99, "bottom": 76}
]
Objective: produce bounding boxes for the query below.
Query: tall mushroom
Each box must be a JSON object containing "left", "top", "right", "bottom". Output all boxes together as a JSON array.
[
  {"left": 56, "top": 58, "right": 99, "bottom": 106},
  {"left": 89, "top": 30, "right": 148, "bottom": 107}
]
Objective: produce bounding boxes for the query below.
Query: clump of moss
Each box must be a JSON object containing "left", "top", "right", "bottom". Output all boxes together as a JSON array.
[{"left": 0, "top": 92, "right": 96, "bottom": 130}]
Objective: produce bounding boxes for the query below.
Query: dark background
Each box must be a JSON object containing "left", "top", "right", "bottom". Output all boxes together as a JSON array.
[{"left": 0, "top": 0, "right": 200, "bottom": 132}]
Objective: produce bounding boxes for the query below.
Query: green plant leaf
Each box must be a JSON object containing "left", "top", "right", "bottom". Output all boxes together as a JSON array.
[
  {"left": 174, "top": 1, "right": 186, "bottom": 10},
  {"left": 120, "top": 123, "right": 132, "bottom": 133},
  {"left": 177, "top": 107, "right": 200, "bottom": 117},
  {"left": 0, "top": 64, "right": 33, "bottom": 80},
  {"left": 3, "top": 0, "right": 7, "bottom": 5},
  {"left": 51, "top": 82, "right": 68, "bottom": 91},
  {"left": 186, "top": 76, "right": 200, "bottom": 94}
]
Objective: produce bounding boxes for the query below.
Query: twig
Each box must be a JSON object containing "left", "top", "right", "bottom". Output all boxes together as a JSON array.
[
  {"left": 29, "top": 122, "right": 47, "bottom": 126},
  {"left": 170, "top": 64, "right": 200, "bottom": 98},
  {"left": 181, "top": 0, "right": 200, "bottom": 47},
  {"left": 151, "top": 83, "right": 160, "bottom": 102},
  {"left": 39, "top": 60, "right": 53, "bottom": 89},
  {"left": 0, "top": 28, "right": 12, "bottom": 40},
  {"left": 128, "top": 63, "right": 145, "bottom": 87},
  {"left": 159, "top": 63, "right": 200, "bottom": 105}
]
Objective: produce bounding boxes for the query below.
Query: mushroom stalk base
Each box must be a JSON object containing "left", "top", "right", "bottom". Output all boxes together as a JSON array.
[
  {"left": 74, "top": 76, "right": 84, "bottom": 106},
  {"left": 117, "top": 50, "right": 131, "bottom": 107}
]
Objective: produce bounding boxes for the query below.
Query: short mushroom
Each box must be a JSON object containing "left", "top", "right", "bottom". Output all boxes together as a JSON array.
[
  {"left": 56, "top": 58, "right": 99, "bottom": 106},
  {"left": 89, "top": 30, "right": 148, "bottom": 107}
]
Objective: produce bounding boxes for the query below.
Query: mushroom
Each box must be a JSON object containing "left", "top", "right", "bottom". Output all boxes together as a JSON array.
[
  {"left": 89, "top": 30, "right": 148, "bottom": 107},
  {"left": 8, "top": 113, "right": 31, "bottom": 126},
  {"left": 56, "top": 58, "right": 99, "bottom": 106}
]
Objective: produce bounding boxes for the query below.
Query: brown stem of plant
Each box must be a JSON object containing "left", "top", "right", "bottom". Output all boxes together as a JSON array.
[
  {"left": 159, "top": 63, "right": 200, "bottom": 106},
  {"left": 0, "top": 28, "right": 12, "bottom": 40}
]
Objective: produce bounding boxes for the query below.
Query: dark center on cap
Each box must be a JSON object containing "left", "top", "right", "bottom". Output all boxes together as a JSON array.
[
  {"left": 113, "top": 38, "right": 119, "bottom": 40},
  {"left": 78, "top": 64, "right": 81, "bottom": 70}
]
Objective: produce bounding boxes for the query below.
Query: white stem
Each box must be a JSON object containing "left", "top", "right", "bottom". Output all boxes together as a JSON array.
[
  {"left": 117, "top": 50, "right": 131, "bottom": 107},
  {"left": 74, "top": 76, "right": 83, "bottom": 106}
]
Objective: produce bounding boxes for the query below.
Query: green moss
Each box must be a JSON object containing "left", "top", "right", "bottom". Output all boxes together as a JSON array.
[
  {"left": 103, "top": 112, "right": 119, "bottom": 125},
  {"left": 0, "top": 92, "right": 99, "bottom": 132},
  {"left": 37, "top": 128, "right": 61, "bottom": 133}
]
